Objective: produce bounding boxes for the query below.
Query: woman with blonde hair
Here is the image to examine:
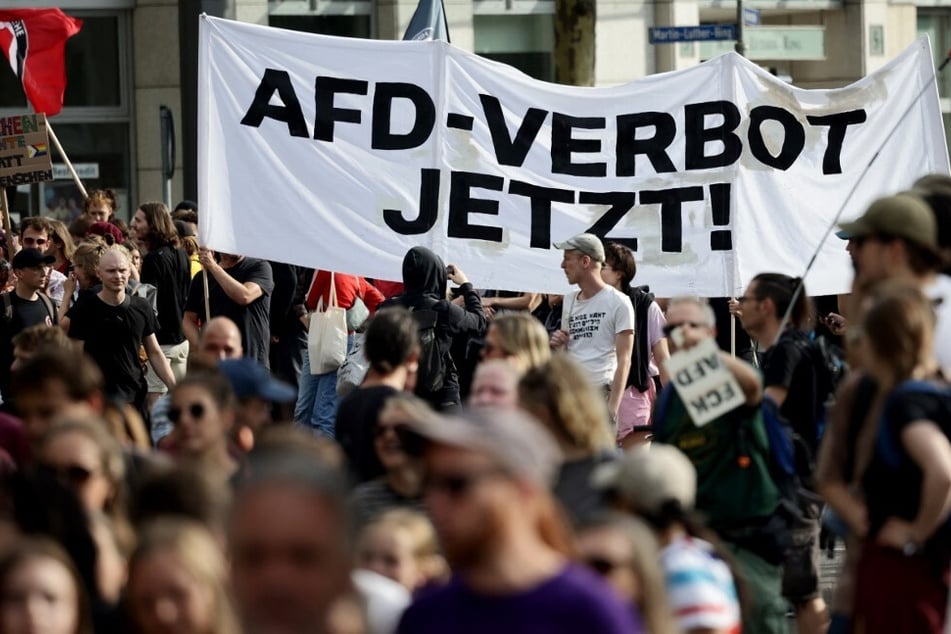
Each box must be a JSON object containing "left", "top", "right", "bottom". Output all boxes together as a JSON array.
[
  {"left": 125, "top": 518, "right": 240, "bottom": 634},
  {"left": 355, "top": 508, "right": 448, "bottom": 593},
  {"left": 518, "top": 353, "right": 616, "bottom": 523},
  {"left": 480, "top": 311, "right": 551, "bottom": 374}
]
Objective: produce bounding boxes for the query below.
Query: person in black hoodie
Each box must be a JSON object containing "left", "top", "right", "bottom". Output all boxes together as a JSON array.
[{"left": 383, "top": 247, "right": 485, "bottom": 411}]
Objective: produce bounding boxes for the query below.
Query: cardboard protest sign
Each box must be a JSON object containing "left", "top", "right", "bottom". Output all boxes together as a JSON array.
[
  {"left": 0, "top": 113, "right": 52, "bottom": 187},
  {"left": 664, "top": 337, "right": 745, "bottom": 426},
  {"left": 198, "top": 16, "right": 948, "bottom": 295}
]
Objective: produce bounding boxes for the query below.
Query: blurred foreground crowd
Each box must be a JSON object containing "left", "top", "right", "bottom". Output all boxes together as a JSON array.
[{"left": 0, "top": 176, "right": 950, "bottom": 634}]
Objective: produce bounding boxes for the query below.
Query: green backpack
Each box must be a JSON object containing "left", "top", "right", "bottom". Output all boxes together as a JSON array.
[{"left": 654, "top": 385, "right": 791, "bottom": 564}]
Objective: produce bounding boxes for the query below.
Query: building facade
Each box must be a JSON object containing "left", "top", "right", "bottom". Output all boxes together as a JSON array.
[{"left": 0, "top": 0, "right": 943, "bottom": 219}]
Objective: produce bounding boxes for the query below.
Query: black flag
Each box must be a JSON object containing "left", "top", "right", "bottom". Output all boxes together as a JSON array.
[{"left": 402, "top": 0, "right": 450, "bottom": 42}]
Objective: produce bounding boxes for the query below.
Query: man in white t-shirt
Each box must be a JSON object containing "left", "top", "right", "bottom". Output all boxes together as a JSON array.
[{"left": 551, "top": 233, "right": 634, "bottom": 424}]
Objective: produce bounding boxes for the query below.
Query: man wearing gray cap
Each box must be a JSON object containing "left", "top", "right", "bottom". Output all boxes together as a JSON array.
[
  {"left": 837, "top": 192, "right": 951, "bottom": 375},
  {"left": 551, "top": 233, "right": 635, "bottom": 425},
  {"left": 397, "top": 408, "right": 643, "bottom": 633}
]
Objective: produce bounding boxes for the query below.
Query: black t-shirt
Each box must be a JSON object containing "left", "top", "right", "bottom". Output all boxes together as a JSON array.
[
  {"left": 863, "top": 385, "right": 951, "bottom": 549},
  {"left": 67, "top": 293, "right": 158, "bottom": 402},
  {"left": 185, "top": 257, "right": 274, "bottom": 368},
  {"left": 761, "top": 330, "right": 821, "bottom": 454},
  {"left": 335, "top": 384, "right": 397, "bottom": 483},
  {"left": 0, "top": 292, "right": 57, "bottom": 403},
  {"left": 140, "top": 245, "right": 190, "bottom": 346}
]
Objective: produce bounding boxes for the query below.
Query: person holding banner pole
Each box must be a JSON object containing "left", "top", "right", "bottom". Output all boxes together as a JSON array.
[
  {"left": 733, "top": 273, "right": 830, "bottom": 634},
  {"left": 183, "top": 249, "right": 273, "bottom": 370}
]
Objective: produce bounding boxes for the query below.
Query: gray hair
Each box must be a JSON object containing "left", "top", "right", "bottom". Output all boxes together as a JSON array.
[{"left": 666, "top": 296, "right": 717, "bottom": 328}]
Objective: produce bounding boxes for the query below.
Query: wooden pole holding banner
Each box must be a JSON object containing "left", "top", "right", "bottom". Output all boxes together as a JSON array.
[
  {"left": 202, "top": 265, "right": 211, "bottom": 325},
  {"left": 730, "top": 313, "right": 736, "bottom": 358},
  {"left": 45, "top": 122, "right": 87, "bottom": 199},
  {"left": 0, "top": 189, "right": 13, "bottom": 264}
]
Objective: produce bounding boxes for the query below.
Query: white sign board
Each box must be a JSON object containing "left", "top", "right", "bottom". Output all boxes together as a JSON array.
[
  {"left": 52, "top": 163, "right": 99, "bottom": 180},
  {"left": 198, "top": 17, "right": 949, "bottom": 295},
  {"left": 664, "top": 337, "right": 746, "bottom": 426}
]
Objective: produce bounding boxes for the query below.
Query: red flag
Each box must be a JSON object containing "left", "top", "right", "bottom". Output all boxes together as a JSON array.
[{"left": 0, "top": 9, "right": 82, "bottom": 117}]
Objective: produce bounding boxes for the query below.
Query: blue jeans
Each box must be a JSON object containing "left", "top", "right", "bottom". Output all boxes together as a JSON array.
[{"left": 295, "top": 334, "right": 352, "bottom": 438}]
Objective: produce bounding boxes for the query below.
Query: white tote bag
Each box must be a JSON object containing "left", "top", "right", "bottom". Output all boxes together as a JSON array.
[{"left": 307, "top": 273, "right": 348, "bottom": 374}]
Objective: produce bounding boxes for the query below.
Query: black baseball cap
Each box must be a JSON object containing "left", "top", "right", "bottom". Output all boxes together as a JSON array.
[{"left": 12, "top": 248, "right": 55, "bottom": 270}]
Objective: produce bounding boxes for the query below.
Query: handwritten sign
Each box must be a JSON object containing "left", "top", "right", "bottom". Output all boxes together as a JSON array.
[
  {"left": 664, "top": 337, "right": 745, "bottom": 426},
  {"left": 0, "top": 114, "right": 53, "bottom": 187}
]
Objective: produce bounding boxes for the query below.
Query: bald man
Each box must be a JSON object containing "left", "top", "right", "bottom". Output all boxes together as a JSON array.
[
  {"left": 152, "top": 317, "right": 244, "bottom": 445},
  {"left": 198, "top": 316, "right": 244, "bottom": 361}
]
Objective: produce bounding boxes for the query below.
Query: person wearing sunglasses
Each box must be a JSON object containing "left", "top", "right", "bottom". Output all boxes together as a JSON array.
[
  {"left": 19, "top": 216, "right": 68, "bottom": 308},
  {"left": 167, "top": 369, "right": 239, "bottom": 480},
  {"left": 592, "top": 445, "right": 742, "bottom": 634},
  {"left": 37, "top": 417, "right": 132, "bottom": 608},
  {"left": 575, "top": 513, "right": 676, "bottom": 634},
  {"left": 396, "top": 407, "right": 644, "bottom": 634},
  {"left": 653, "top": 297, "right": 787, "bottom": 633},
  {"left": 350, "top": 394, "right": 431, "bottom": 530},
  {"left": 336, "top": 307, "right": 420, "bottom": 484}
]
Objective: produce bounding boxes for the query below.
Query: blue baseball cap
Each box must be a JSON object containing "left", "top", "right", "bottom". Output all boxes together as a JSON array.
[{"left": 218, "top": 358, "right": 296, "bottom": 403}]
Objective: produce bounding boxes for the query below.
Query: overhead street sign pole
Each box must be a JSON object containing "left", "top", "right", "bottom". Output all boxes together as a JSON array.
[{"left": 735, "top": 0, "right": 746, "bottom": 56}]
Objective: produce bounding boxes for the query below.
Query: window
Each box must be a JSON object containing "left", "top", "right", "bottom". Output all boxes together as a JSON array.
[
  {"left": 269, "top": 0, "right": 373, "bottom": 38},
  {"left": 474, "top": 14, "right": 555, "bottom": 81},
  {"left": 917, "top": 13, "right": 951, "bottom": 157},
  {"left": 0, "top": 15, "right": 123, "bottom": 109},
  {"left": 0, "top": 11, "right": 133, "bottom": 218}
]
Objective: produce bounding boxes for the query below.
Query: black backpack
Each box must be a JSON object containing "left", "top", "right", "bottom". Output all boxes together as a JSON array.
[{"left": 411, "top": 305, "right": 446, "bottom": 395}]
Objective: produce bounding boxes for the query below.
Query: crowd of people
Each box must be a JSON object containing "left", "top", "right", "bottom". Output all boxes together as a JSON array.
[{"left": 0, "top": 175, "right": 949, "bottom": 634}]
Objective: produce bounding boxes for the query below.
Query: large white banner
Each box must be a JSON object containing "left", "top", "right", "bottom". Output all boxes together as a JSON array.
[{"left": 198, "top": 16, "right": 949, "bottom": 296}]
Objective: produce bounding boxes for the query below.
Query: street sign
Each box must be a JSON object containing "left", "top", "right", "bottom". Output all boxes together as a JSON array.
[
  {"left": 698, "top": 26, "right": 825, "bottom": 61},
  {"left": 52, "top": 163, "right": 99, "bottom": 180},
  {"left": 743, "top": 7, "right": 761, "bottom": 26},
  {"left": 649, "top": 25, "right": 737, "bottom": 44}
]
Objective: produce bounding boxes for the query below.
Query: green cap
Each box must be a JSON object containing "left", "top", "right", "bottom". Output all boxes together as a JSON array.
[{"left": 837, "top": 193, "right": 937, "bottom": 248}]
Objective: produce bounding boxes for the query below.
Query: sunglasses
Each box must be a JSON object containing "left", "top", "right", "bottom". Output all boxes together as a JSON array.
[
  {"left": 22, "top": 237, "right": 47, "bottom": 247},
  {"left": 168, "top": 402, "right": 206, "bottom": 424},
  {"left": 39, "top": 463, "right": 96, "bottom": 486},
  {"left": 584, "top": 556, "right": 629, "bottom": 576},
  {"left": 662, "top": 322, "right": 705, "bottom": 337},
  {"left": 422, "top": 468, "right": 505, "bottom": 499}
]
